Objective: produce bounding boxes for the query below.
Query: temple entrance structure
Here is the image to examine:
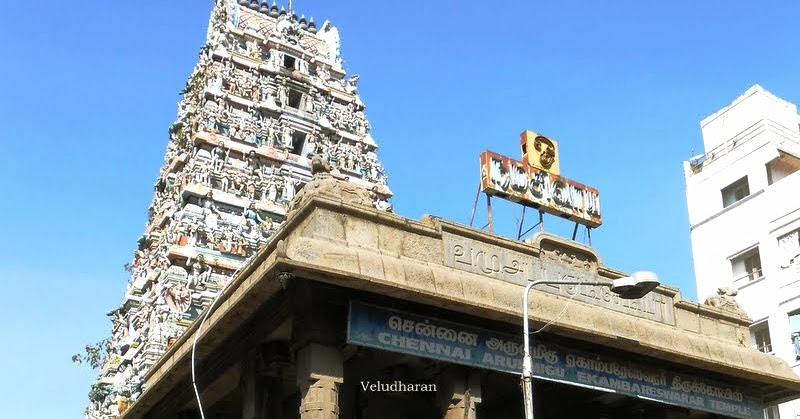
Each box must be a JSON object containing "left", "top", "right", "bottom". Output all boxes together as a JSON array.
[{"left": 117, "top": 174, "right": 800, "bottom": 419}]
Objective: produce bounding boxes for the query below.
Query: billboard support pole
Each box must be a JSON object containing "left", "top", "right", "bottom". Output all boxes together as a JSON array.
[
  {"left": 469, "top": 181, "right": 481, "bottom": 227},
  {"left": 538, "top": 211, "right": 544, "bottom": 233},
  {"left": 486, "top": 195, "right": 494, "bottom": 233}
]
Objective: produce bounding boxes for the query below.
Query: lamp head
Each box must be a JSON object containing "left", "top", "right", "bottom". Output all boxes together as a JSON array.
[{"left": 610, "top": 271, "right": 660, "bottom": 299}]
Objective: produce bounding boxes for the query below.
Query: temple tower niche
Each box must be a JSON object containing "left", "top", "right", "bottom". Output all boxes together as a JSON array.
[{"left": 84, "top": 1, "right": 391, "bottom": 417}]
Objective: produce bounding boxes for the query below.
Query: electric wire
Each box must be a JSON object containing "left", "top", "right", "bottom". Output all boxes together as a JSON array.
[{"left": 529, "top": 263, "right": 585, "bottom": 335}]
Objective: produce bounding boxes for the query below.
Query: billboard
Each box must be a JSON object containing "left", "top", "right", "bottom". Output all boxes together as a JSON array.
[{"left": 479, "top": 132, "right": 602, "bottom": 228}]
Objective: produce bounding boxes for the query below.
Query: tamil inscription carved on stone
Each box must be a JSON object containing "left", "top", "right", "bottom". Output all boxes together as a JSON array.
[{"left": 443, "top": 233, "right": 675, "bottom": 325}]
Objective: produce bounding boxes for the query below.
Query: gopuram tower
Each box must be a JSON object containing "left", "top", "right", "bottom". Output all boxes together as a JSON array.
[{"left": 84, "top": 1, "right": 391, "bottom": 417}]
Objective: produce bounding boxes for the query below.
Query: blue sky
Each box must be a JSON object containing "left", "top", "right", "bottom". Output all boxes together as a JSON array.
[{"left": 1, "top": 1, "right": 799, "bottom": 418}]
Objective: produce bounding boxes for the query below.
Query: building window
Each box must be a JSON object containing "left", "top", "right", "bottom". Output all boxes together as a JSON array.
[
  {"left": 721, "top": 176, "right": 750, "bottom": 208},
  {"left": 778, "top": 230, "right": 800, "bottom": 268},
  {"left": 287, "top": 90, "right": 303, "bottom": 109},
  {"left": 290, "top": 131, "right": 307, "bottom": 155},
  {"left": 766, "top": 152, "right": 800, "bottom": 185},
  {"left": 731, "top": 247, "right": 763, "bottom": 281},
  {"left": 752, "top": 322, "right": 772, "bottom": 353},
  {"left": 791, "top": 311, "right": 800, "bottom": 361},
  {"left": 283, "top": 54, "right": 297, "bottom": 70}
]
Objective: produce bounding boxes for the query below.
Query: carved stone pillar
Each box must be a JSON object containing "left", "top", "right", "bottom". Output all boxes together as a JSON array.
[
  {"left": 296, "top": 343, "right": 344, "bottom": 419},
  {"left": 291, "top": 281, "right": 346, "bottom": 419},
  {"left": 241, "top": 342, "right": 290, "bottom": 419},
  {"left": 241, "top": 350, "right": 266, "bottom": 419},
  {"left": 438, "top": 368, "right": 482, "bottom": 419}
]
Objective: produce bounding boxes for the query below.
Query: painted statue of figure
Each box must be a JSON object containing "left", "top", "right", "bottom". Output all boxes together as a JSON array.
[
  {"left": 187, "top": 255, "right": 212, "bottom": 290},
  {"left": 283, "top": 171, "right": 299, "bottom": 201},
  {"left": 266, "top": 49, "right": 281, "bottom": 73},
  {"left": 311, "top": 64, "right": 329, "bottom": 90},
  {"left": 265, "top": 119, "right": 276, "bottom": 148},
  {"left": 265, "top": 177, "right": 278, "bottom": 203},
  {"left": 223, "top": 59, "right": 234, "bottom": 78},
  {"left": 200, "top": 191, "right": 221, "bottom": 230},
  {"left": 276, "top": 83, "right": 288, "bottom": 109},
  {"left": 219, "top": 171, "right": 230, "bottom": 193},
  {"left": 209, "top": 66, "right": 223, "bottom": 91},
  {"left": 245, "top": 38, "right": 260, "bottom": 59},
  {"left": 243, "top": 202, "right": 265, "bottom": 225},
  {"left": 305, "top": 87, "right": 317, "bottom": 113},
  {"left": 280, "top": 124, "right": 294, "bottom": 150},
  {"left": 344, "top": 74, "right": 360, "bottom": 94},
  {"left": 211, "top": 141, "right": 229, "bottom": 171},
  {"left": 246, "top": 150, "right": 261, "bottom": 174}
]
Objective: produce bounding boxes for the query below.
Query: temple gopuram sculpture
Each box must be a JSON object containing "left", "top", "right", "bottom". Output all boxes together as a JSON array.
[{"left": 82, "top": 1, "right": 392, "bottom": 417}]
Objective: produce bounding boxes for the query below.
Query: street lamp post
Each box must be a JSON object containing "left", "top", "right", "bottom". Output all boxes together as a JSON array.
[{"left": 521, "top": 271, "right": 660, "bottom": 419}]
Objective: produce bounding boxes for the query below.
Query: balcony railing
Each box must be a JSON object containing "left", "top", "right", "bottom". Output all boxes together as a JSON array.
[
  {"left": 756, "top": 343, "right": 773, "bottom": 353},
  {"left": 732, "top": 269, "right": 764, "bottom": 286},
  {"left": 689, "top": 118, "right": 799, "bottom": 174}
]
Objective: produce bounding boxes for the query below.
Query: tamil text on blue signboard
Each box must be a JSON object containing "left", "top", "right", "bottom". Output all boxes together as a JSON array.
[{"left": 346, "top": 301, "right": 761, "bottom": 419}]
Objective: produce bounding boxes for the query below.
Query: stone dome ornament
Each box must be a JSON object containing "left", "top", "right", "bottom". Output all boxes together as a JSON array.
[{"left": 704, "top": 287, "right": 749, "bottom": 318}]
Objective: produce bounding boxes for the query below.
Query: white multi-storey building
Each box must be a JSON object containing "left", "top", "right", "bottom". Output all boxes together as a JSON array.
[{"left": 685, "top": 85, "right": 800, "bottom": 419}]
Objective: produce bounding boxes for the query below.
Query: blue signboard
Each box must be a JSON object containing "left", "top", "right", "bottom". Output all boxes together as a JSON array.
[{"left": 347, "top": 301, "right": 763, "bottom": 419}]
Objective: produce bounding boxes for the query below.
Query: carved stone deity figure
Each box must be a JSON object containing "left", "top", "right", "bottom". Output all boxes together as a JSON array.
[
  {"left": 316, "top": 64, "right": 331, "bottom": 87},
  {"left": 280, "top": 123, "right": 294, "bottom": 150},
  {"left": 240, "top": 75, "right": 253, "bottom": 100},
  {"left": 219, "top": 170, "right": 230, "bottom": 193},
  {"left": 187, "top": 255, "right": 212, "bottom": 290},
  {"left": 283, "top": 170, "right": 299, "bottom": 201},
  {"left": 243, "top": 202, "right": 265, "bottom": 226},
  {"left": 344, "top": 74, "right": 360, "bottom": 94},
  {"left": 245, "top": 38, "right": 260, "bottom": 59},
  {"left": 209, "top": 19, "right": 226, "bottom": 48},
  {"left": 209, "top": 65, "right": 223, "bottom": 91},
  {"left": 265, "top": 118, "right": 277, "bottom": 147},
  {"left": 703, "top": 287, "right": 749, "bottom": 318},
  {"left": 200, "top": 191, "right": 221, "bottom": 230},
  {"left": 246, "top": 150, "right": 262, "bottom": 176},
  {"left": 305, "top": 87, "right": 317, "bottom": 113},
  {"left": 270, "top": 48, "right": 282, "bottom": 70},
  {"left": 211, "top": 141, "right": 229, "bottom": 171},
  {"left": 223, "top": 59, "right": 234, "bottom": 78},
  {"left": 265, "top": 177, "right": 279, "bottom": 203},
  {"left": 276, "top": 82, "right": 288, "bottom": 109},
  {"left": 345, "top": 146, "right": 357, "bottom": 171}
]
